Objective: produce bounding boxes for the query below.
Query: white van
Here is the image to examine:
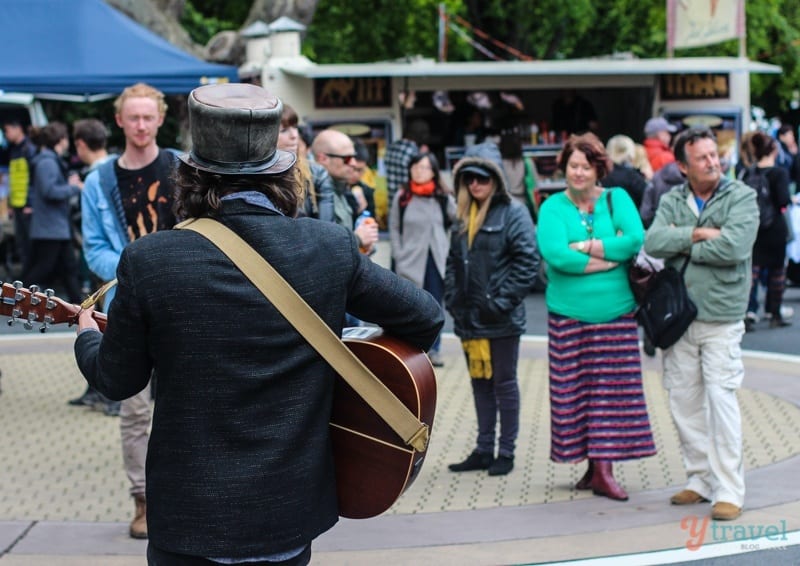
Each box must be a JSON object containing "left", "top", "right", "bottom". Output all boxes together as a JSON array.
[{"left": 0, "top": 92, "right": 48, "bottom": 132}]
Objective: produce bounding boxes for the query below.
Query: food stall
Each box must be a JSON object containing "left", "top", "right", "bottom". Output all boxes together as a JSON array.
[{"left": 242, "top": 18, "right": 781, "bottom": 221}]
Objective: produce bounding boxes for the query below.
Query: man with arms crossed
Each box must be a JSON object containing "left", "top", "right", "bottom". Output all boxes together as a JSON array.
[{"left": 645, "top": 127, "right": 758, "bottom": 521}]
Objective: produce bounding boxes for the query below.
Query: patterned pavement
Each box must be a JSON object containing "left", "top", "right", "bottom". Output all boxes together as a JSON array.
[{"left": 1, "top": 332, "right": 800, "bottom": 565}]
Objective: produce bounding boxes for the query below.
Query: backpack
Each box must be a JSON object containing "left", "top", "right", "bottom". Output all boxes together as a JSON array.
[{"left": 738, "top": 166, "right": 776, "bottom": 230}]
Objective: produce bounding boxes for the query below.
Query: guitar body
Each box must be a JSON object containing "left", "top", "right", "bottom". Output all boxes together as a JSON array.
[
  {"left": 2, "top": 282, "right": 437, "bottom": 519},
  {"left": 334, "top": 328, "right": 437, "bottom": 519}
]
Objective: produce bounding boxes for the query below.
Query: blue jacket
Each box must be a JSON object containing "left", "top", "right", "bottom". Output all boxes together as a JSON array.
[
  {"left": 28, "top": 148, "right": 80, "bottom": 240},
  {"left": 81, "top": 150, "right": 177, "bottom": 307}
]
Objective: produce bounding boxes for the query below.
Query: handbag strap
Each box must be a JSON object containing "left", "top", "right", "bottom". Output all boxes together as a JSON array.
[{"left": 175, "top": 217, "right": 429, "bottom": 452}]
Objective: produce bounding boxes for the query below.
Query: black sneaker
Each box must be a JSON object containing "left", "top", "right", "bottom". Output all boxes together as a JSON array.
[
  {"left": 68, "top": 390, "right": 100, "bottom": 407},
  {"left": 448, "top": 450, "right": 493, "bottom": 472},
  {"left": 488, "top": 455, "right": 514, "bottom": 476},
  {"left": 103, "top": 401, "right": 122, "bottom": 417}
]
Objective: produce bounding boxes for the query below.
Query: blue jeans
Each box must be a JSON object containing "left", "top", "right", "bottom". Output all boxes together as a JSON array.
[
  {"left": 422, "top": 252, "right": 444, "bottom": 353},
  {"left": 468, "top": 335, "right": 520, "bottom": 458}
]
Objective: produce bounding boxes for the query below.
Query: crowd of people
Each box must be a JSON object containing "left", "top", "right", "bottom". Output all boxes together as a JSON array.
[{"left": 1, "top": 82, "right": 794, "bottom": 562}]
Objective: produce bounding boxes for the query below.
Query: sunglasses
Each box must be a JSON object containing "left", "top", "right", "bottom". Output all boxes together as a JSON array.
[
  {"left": 325, "top": 153, "right": 357, "bottom": 165},
  {"left": 463, "top": 172, "right": 492, "bottom": 186}
]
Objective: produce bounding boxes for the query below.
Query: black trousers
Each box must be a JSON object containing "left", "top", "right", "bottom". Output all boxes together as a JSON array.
[
  {"left": 147, "top": 544, "right": 311, "bottom": 566},
  {"left": 22, "top": 238, "right": 82, "bottom": 303}
]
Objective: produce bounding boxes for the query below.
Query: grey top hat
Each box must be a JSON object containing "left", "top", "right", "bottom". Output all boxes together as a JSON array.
[{"left": 179, "top": 83, "right": 296, "bottom": 176}]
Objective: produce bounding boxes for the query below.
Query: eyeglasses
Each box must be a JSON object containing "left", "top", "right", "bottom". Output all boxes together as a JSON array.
[
  {"left": 325, "top": 153, "right": 357, "bottom": 165},
  {"left": 463, "top": 173, "right": 492, "bottom": 186}
]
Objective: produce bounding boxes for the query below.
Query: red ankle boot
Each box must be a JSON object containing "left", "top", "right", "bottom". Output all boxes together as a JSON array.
[
  {"left": 589, "top": 460, "right": 628, "bottom": 501},
  {"left": 575, "top": 461, "right": 593, "bottom": 490}
]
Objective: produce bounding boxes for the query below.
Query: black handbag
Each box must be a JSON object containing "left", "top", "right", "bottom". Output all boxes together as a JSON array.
[{"left": 636, "top": 256, "right": 697, "bottom": 349}]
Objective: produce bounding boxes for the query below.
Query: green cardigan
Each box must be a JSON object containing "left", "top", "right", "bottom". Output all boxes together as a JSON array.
[{"left": 537, "top": 188, "right": 644, "bottom": 323}]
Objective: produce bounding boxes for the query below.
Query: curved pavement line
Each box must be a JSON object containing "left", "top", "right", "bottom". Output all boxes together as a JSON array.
[{"left": 312, "top": 334, "right": 800, "bottom": 563}]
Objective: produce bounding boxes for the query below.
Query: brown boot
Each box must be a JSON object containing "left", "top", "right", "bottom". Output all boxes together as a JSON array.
[
  {"left": 589, "top": 460, "right": 628, "bottom": 501},
  {"left": 130, "top": 494, "right": 148, "bottom": 539},
  {"left": 575, "top": 461, "right": 594, "bottom": 490}
]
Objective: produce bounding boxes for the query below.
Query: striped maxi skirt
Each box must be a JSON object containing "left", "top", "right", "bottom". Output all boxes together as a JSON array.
[{"left": 548, "top": 312, "right": 657, "bottom": 463}]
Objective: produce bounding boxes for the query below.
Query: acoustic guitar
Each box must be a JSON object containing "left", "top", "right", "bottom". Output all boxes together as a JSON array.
[{"left": 1, "top": 281, "right": 437, "bottom": 519}]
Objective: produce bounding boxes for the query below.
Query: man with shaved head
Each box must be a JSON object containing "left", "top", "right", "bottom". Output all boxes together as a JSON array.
[{"left": 311, "top": 129, "right": 378, "bottom": 253}]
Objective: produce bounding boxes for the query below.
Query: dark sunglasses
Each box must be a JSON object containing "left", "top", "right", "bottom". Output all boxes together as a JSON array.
[
  {"left": 325, "top": 153, "right": 357, "bottom": 165},
  {"left": 463, "top": 172, "right": 492, "bottom": 186}
]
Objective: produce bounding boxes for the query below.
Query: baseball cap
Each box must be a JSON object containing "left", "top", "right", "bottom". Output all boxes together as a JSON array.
[
  {"left": 459, "top": 164, "right": 492, "bottom": 178},
  {"left": 644, "top": 117, "right": 677, "bottom": 137}
]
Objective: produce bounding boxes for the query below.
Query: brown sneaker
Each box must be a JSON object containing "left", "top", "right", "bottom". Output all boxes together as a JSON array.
[
  {"left": 670, "top": 489, "right": 709, "bottom": 505},
  {"left": 129, "top": 494, "right": 148, "bottom": 539},
  {"left": 712, "top": 502, "right": 742, "bottom": 521}
]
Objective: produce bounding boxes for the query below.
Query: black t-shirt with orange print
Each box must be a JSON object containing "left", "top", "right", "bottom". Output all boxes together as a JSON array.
[{"left": 116, "top": 149, "right": 176, "bottom": 241}]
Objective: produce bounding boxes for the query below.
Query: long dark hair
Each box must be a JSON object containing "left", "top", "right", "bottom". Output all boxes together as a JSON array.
[
  {"left": 406, "top": 152, "right": 447, "bottom": 193},
  {"left": 173, "top": 162, "right": 303, "bottom": 219},
  {"left": 750, "top": 131, "right": 777, "bottom": 161}
]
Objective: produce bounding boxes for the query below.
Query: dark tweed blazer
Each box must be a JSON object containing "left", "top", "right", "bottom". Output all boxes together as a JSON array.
[{"left": 74, "top": 199, "right": 443, "bottom": 559}]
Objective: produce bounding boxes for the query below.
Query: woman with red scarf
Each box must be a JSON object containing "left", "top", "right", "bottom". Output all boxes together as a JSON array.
[{"left": 389, "top": 152, "right": 456, "bottom": 367}]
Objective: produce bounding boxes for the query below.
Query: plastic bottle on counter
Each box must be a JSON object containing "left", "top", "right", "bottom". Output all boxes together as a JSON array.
[
  {"left": 530, "top": 123, "right": 539, "bottom": 145},
  {"left": 355, "top": 210, "right": 377, "bottom": 254}
]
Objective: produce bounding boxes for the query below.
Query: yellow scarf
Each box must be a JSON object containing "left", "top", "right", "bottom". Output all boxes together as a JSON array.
[
  {"left": 467, "top": 201, "right": 479, "bottom": 249},
  {"left": 462, "top": 338, "right": 492, "bottom": 379}
]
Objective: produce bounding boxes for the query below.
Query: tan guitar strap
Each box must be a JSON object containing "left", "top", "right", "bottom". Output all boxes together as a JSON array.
[{"left": 175, "top": 217, "right": 429, "bottom": 452}]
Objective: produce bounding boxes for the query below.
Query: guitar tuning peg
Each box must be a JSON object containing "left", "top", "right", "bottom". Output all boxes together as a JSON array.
[
  {"left": 24, "top": 312, "right": 38, "bottom": 330},
  {"left": 29, "top": 284, "right": 41, "bottom": 306},
  {"left": 7, "top": 309, "right": 21, "bottom": 326},
  {"left": 44, "top": 289, "right": 55, "bottom": 310},
  {"left": 13, "top": 280, "right": 24, "bottom": 302},
  {"left": 39, "top": 322, "right": 49, "bottom": 333}
]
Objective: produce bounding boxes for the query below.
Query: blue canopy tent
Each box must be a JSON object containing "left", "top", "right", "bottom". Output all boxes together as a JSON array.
[{"left": 0, "top": 0, "right": 238, "bottom": 97}]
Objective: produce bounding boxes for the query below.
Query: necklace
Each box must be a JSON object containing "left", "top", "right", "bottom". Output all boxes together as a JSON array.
[
  {"left": 578, "top": 206, "right": 594, "bottom": 237},
  {"left": 566, "top": 190, "right": 597, "bottom": 237}
]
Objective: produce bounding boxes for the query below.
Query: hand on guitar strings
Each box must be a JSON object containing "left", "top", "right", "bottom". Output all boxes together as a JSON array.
[{"left": 77, "top": 306, "right": 100, "bottom": 334}]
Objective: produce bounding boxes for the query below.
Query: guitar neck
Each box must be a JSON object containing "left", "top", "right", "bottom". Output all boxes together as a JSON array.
[{"left": 1, "top": 281, "right": 108, "bottom": 333}]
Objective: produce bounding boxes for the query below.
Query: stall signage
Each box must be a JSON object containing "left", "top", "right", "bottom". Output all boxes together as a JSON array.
[
  {"left": 660, "top": 73, "right": 729, "bottom": 100},
  {"left": 314, "top": 77, "right": 391, "bottom": 108}
]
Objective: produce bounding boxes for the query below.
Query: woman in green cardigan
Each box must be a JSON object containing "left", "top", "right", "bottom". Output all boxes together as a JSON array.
[{"left": 536, "top": 133, "right": 656, "bottom": 502}]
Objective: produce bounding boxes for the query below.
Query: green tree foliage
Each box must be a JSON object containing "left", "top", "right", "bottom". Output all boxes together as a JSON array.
[
  {"left": 302, "top": 0, "right": 800, "bottom": 117},
  {"left": 181, "top": 0, "right": 244, "bottom": 45},
  {"left": 303, "top": 0, "right": 467, "bottom": 63}
]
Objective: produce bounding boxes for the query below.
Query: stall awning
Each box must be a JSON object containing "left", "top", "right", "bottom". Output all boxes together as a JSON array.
[
  {"left": 0, "top": 0, "right": 238, "bottom": 96},
  {"left": 277, "top": 56, "right": 781, "bottom": 79}
]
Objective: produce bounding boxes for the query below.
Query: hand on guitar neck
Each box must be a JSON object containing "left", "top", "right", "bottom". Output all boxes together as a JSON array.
[{"left": 0, "top": 280, "right": 108, "bottom": 333}]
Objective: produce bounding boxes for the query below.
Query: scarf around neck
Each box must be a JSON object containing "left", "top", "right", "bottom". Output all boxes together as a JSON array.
[{"left": 409, "top": 180, "right": 436, "bottom": 196}]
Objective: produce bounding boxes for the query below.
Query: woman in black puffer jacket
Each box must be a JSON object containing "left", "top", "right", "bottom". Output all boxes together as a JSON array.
[{"left": 444, "top": 141, "right": 539, "bottom": 476}]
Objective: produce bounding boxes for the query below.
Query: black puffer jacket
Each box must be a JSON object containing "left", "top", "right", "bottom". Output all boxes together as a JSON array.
[{"left": 444, "top": 142, "right": 539, "bottom": 339}]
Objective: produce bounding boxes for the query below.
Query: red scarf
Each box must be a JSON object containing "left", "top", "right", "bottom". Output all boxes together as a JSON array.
[{"left": 409, "top": 180, "right": 436, "bottom": 196}]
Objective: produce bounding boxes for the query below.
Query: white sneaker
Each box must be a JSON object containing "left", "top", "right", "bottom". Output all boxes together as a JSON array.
[{"left": 745, "top": 311, "right": 759, "bottom": 323}]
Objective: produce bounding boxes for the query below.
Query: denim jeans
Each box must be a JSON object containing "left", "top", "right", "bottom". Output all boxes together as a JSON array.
[{"left": 468, "top": 335, "right": 520, "bottom": 458}]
